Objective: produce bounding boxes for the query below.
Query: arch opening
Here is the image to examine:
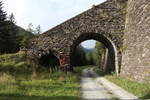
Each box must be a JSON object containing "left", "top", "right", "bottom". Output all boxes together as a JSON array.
[
  {"left": 72, "top": 41, "right": 96, "bottom": 67},
  {"left": 70, "top": 33, "right": 118, "bottom": 73},
  {"left": 39, "top": 53, "right": 60, "bottom": 72}
]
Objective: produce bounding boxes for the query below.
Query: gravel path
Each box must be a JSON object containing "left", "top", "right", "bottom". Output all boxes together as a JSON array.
[
  {"left": 81, "top": 69, "right": 117, "bottom": 100},
  {"left": 81, "top": 68, "right": 140, "bottom": 100}
]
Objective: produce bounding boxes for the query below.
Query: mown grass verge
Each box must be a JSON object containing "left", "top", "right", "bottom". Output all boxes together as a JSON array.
[
  {"left": 0, "top": 53, "right": 80, "bottom": 100},
  {"left": 93, "top": 66, "right": 150, "bottom": 100}
]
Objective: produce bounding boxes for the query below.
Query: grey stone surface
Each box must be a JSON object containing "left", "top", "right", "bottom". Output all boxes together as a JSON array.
[
  {"left": 81, "top": 69, "right": 115, "bottom": 100},
  {"left": 121, "top": 0, "right": 150, "bottom": 82}
]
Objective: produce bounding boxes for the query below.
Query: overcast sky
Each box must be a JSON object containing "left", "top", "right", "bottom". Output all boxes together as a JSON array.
[{"left": 2, "top": 0, "right": 106, "bottom": 48}]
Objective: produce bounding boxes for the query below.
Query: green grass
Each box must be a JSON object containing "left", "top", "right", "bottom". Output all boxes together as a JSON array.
[
  {"left": 0, "top": 52, "right": 25, "bottom": 63},
  {"left": 0, "top": 71, "right": 80, "bottom": 100},
  {"left": 93, "top": 66, "right": 150, "bottom": 99},
  {"left": 0, "top": 53, "right": 80, "bottom": 100},
  {"left": 105, "top": 74, "right": 150, "bottom": 99}
]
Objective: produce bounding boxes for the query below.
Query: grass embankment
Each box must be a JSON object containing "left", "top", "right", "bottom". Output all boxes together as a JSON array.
[
  {"left": 0, "top": 53, "right": 80, "bottom": 100},
  {"left": 94, "top": 66, "right": 150, "bottom": 100}
]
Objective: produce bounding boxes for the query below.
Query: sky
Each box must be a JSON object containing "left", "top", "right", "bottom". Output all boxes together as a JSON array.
[
  {"left": 2, "top": 0, "right": 106, "bottom": 48},
  {"left": 81, "top": 40, "right": 96, "bottom": 49}
]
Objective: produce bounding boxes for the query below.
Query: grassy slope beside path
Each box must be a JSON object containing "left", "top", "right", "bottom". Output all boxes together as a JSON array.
[
  {"left": 94, "top": 66, "right": 150, "bottom": 100},
  {"left": 0, "top": 72, "right": 80, "bottom": 100},
  {"left": 0, "top": 53, "right": 80, "bottom": 100},
  {"left": 105, "top": 74, "right": 150, "bottom": 99}
]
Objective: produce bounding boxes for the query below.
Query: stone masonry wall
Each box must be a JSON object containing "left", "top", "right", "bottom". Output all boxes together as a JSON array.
[{"left": 121, "top": 0, "right": 150, "bottom": 82}]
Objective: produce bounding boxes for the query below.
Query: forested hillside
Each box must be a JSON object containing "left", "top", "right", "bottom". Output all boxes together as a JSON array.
[
  {"left": 16, "top": 25, "right": 34, "bottom": 47},
  {"left": 0, "top": 1, "right": 34, "bottom": 54}
]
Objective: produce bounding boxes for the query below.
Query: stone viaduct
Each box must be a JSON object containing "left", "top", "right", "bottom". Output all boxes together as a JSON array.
[{"left": 26, "top": 0, "right": 150, "bottom": 82}]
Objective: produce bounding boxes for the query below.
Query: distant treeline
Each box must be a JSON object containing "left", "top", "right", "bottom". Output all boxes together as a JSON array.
[{"left": 73, "top": 42, "right": 105, "bottom": 67}]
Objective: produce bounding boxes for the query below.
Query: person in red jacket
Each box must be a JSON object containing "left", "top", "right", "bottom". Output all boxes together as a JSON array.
[
  {"left": 59, "top": 52, "right": 68, "bottom": 72},
  {"left": 60, "top": 55, "right": 67, "bottom": 65}
]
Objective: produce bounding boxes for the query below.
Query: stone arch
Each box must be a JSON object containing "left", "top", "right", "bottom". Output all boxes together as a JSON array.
[
  {"left": 69, "top": 33, "right": 119, "bottom": 74},
  {"left": 26, "top": 0, "right": 126, "bottom": 74}
]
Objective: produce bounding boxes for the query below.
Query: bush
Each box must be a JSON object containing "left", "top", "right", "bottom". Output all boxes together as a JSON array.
[{"left": 0, "top": 52, "right": 26, "bottom": 63}]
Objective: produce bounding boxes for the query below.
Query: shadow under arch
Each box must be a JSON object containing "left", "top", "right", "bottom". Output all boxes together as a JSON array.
[
  {"left": 70, "top": 33, "right": 119, "bottom": 74},
  {"left": 38, "top": 50, "right": 60, "bottom": 70}
]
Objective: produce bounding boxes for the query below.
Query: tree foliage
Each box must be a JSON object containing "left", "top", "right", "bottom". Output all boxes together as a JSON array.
[
  {"left": 73, "top": 44, "right": 96, "bottom": 66},
  {"left": 0, "top": 1, "right": 34, "bottom": 53},
  {"left": 18, "top": 26, "right": 34, "bottom": 47},
  {"left": 94, "top": 41, "right": 105, "bottom": 67},
  {"left": 7, "top": 13, "right": 20, "bottom": 52},
  {"left": 86, "top": 51, "right": 95, "bottom": 65},
  {"left": 35, "top": 25, "right": 42, "bottom": 34},
  {"left": 73, "top": 45, "right": 87, "bottom": 66},
  {"left": 0, "top": 1, "right": 7, "bottom": 53},
  {"left": 0, "top": 1, "right": 16, "bottom": 53},
  {"left": 27, "top": 23, "right": 42, "bottom": 35},
  {"left": 27, "top": 23, "right": 35, "bottom": 34}
]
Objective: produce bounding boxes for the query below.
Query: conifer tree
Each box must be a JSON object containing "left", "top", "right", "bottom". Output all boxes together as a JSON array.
[
  {"left": 0, "top": 1, "right": 10, "bottom": 53},
  {"left": 0, "top": 2, "right": 20, "bottom": 53},
  {"left": 8, "top": 13, "right": 20, "bottom": 52}
]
